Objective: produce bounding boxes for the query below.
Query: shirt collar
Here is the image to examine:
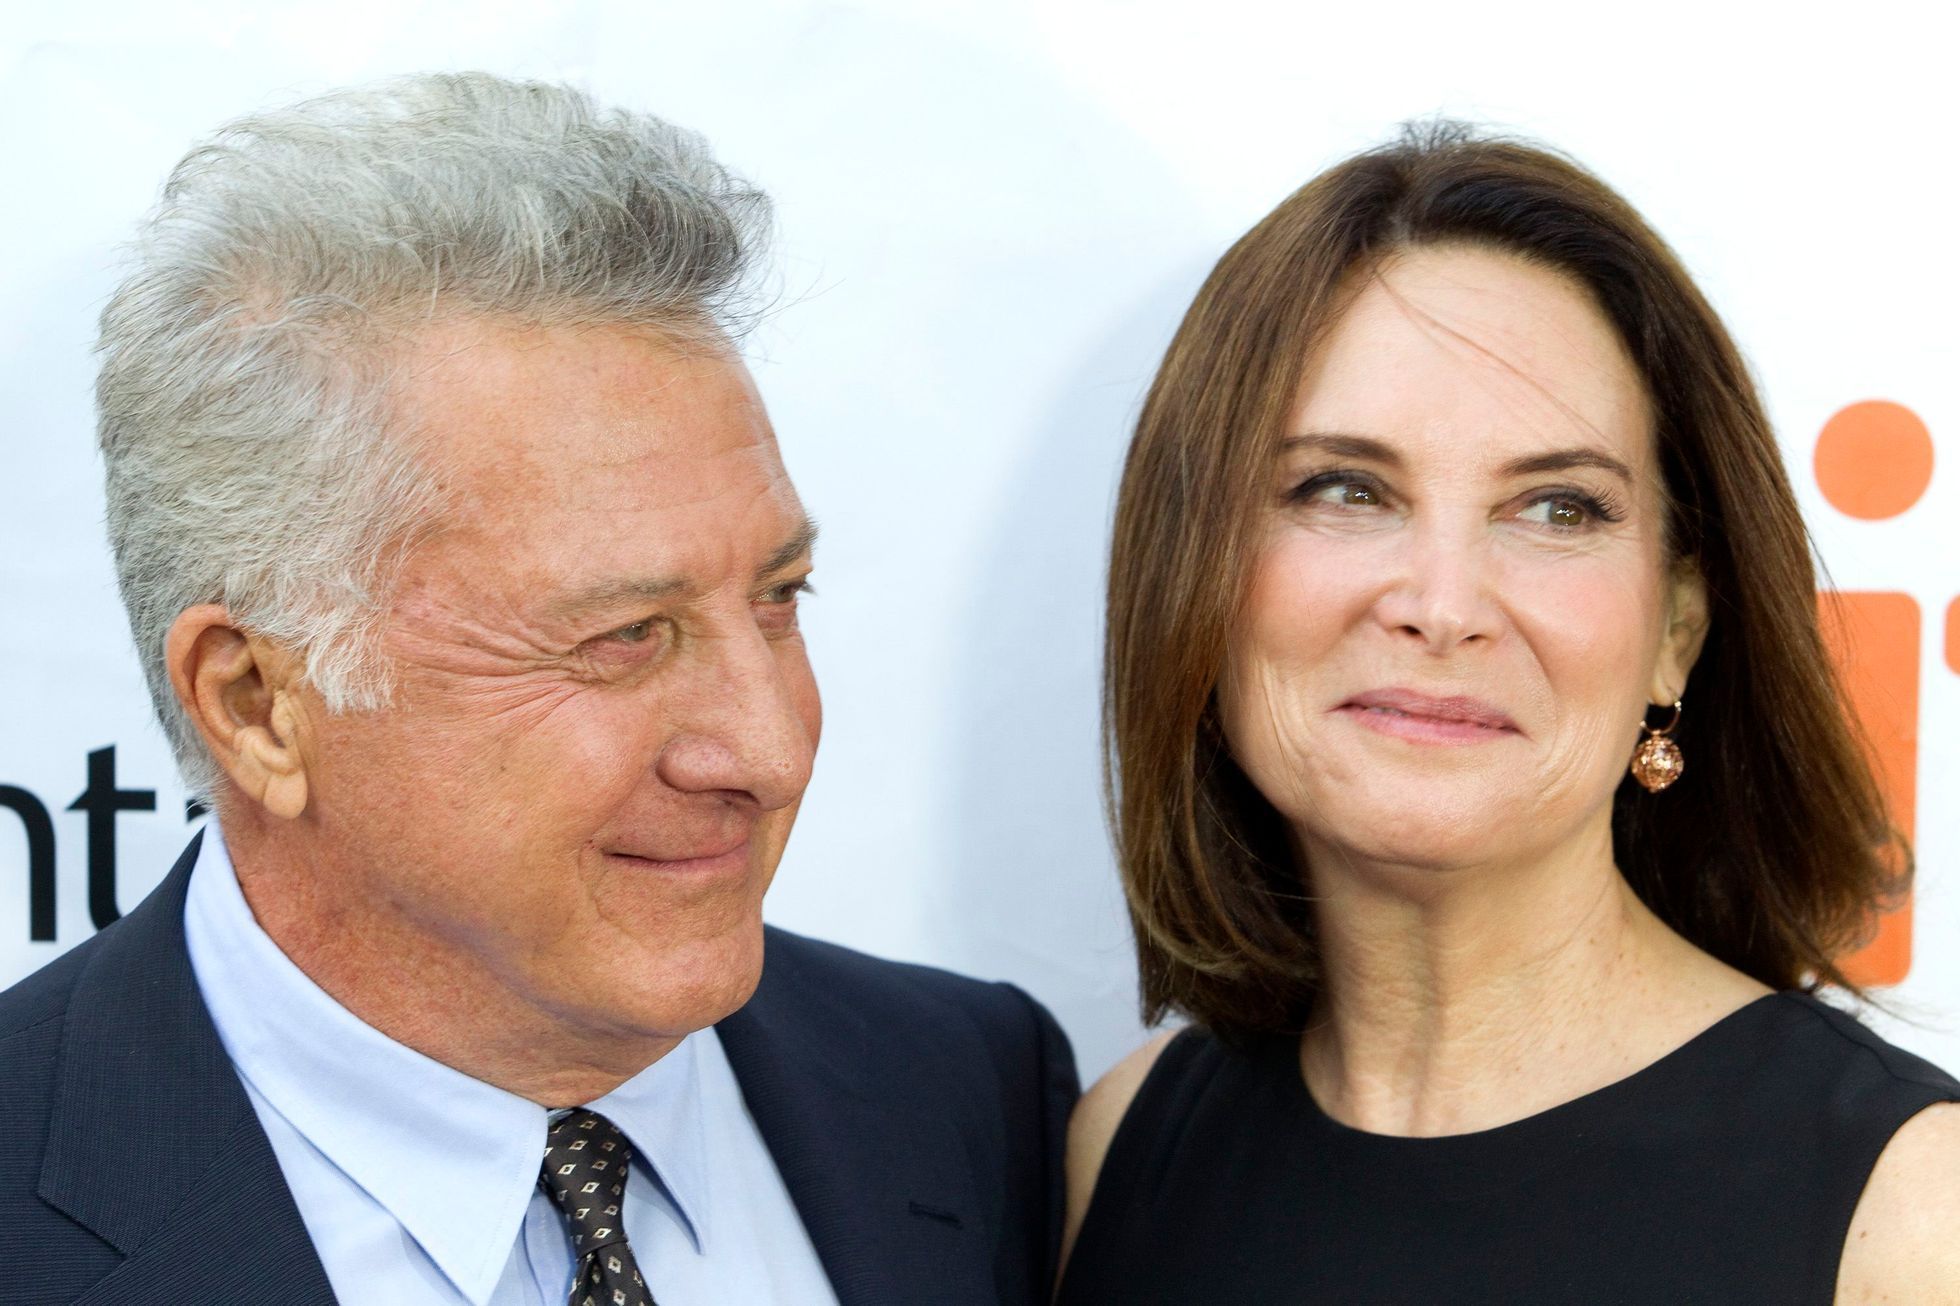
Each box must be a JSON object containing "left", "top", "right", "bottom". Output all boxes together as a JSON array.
[
  {"left": 183, "top": 822, "right": 709, "bottom": 1300},
  {"left": 587, "top": 1036, "right": 711, "bottom": 1254}
]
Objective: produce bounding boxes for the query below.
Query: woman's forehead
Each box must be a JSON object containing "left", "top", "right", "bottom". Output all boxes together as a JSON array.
[{"left": 1291, "top": 246, "right": 1653, "bottom": 469}]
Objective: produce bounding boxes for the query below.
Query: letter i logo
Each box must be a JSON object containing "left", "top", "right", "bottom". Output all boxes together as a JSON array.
[{"left": 1812, "top": 400, "right": 1938, "bottom": 986}]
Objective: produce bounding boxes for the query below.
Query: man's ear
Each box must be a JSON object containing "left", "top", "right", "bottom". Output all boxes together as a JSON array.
[
  {"left": 1650, "top": 562, "right": 1711, "bottom": 706},
  {"left": 165, "top": 605, "right": 313, "bottom": 820}
]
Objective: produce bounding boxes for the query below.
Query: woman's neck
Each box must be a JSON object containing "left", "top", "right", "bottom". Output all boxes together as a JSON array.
[{"left": 1298, "top": 820, "right": 1768, "bottom": 1137}]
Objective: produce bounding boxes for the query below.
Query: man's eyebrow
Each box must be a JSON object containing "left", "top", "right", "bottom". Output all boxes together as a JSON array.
[
  {"left": 1498, "top": 448, "right": 1635, "bottom": 483},
  {"left": 545, "top": 575, "right": 692, "bottom": 623},
  {"left": 757, "top": 516, "right": 819, "bottom": 577},
  {"left": 1281, "top": 433, "right": 1405, "bottom": 467},
  {"left": 545, "top": 517, "right": 819, "bottom": 624}
]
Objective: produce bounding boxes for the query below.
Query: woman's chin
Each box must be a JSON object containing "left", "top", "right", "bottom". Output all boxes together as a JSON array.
[
  {"left": 1310, "top": 838, "right": 1492, "bottom": 885},
  {"left": 1298, "top": 804, "right": 1560, "bottom": 884}
]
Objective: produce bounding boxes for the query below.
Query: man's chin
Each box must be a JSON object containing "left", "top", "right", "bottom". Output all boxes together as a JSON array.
[{"left": 611, "top": 918, "right": 769, "bottom": 1038}]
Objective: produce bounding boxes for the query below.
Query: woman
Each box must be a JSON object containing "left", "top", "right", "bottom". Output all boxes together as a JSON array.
[{"left": 1058, "top": 126, "right": 1960, "bottom": 1303}]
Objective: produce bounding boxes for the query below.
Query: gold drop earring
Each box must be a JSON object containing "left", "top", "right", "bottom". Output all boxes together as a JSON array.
[{"left": 1631, "top": 699, "right": 1685, "bottom": 792}]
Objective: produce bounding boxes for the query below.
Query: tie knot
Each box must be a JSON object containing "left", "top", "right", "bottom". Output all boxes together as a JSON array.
[{"left": 538, "top": 1108, "right": 634, "bottom": 1254}]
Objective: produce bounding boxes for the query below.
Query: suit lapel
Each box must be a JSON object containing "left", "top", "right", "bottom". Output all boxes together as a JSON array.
[
  {"left": 40, "top": 854, "right": 990, "bottom": 1304},
  {"left": 718, "top": 932, "right": 990, "bottom": 1306},
  {"left": 39, "top": 834, "right": 337, "bottom": 1304}
]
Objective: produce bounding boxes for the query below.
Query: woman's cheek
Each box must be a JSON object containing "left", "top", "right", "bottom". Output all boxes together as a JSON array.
[{"left": 1507, "top": 553, "right": 1663, "bottom": 676}]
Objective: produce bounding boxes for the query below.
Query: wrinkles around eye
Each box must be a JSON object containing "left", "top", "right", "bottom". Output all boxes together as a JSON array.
[
  {"left": 1287, "top": 470, "right": 1632, "bottom": 537},
  {"left": 579, "top": 617, "right": 676, "bottom": 677}
]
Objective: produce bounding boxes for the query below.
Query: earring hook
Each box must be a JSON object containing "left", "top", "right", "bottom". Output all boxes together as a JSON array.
[{"left": 1644, "top": 699, "right": 1683, "bottom": 736}]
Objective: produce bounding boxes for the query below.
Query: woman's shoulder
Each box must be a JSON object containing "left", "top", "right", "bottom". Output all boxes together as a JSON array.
[
  {"left": 1836, "top": 1101, "right": 1960, "bottom": 1302},
  {"left": 1071, "top": 1031, "right": 1182, "bottom": 1153},
  {"left": 1061, "top": 1027, "right": 1203, "bottom": 1270},
  {"left": 1753, "top": 993, "right": 1960, "bottom": 1301},
  {"left": 1764, "top": 992, "right": 1960, "bottom": 1105}
]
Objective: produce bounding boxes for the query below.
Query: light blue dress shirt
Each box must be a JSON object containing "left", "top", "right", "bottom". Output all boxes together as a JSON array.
[{"left": 183, "top": 824, "right": 839, "bottom": 1306}]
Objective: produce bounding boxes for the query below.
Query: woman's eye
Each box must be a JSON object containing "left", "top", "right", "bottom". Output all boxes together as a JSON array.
[
  {"left": 1295, "top": 473, "right": 1383, "bottom": 507},
  {"left": 1517, "top": 494, "right": 1612, "bottom": 530}
]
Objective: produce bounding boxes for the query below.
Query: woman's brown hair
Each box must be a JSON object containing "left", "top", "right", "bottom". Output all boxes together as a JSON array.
[{"left": 1104, "top": 122, "right": 1904, "bottom": 1041}]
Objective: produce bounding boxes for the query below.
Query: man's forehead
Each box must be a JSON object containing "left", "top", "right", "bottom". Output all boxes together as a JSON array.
[
  {"left": 394, "top": 316, "right": 784, "bottom": 494},
  {"left": 381, "top": 315, "right": 810, "bottom": 606},
  {"left": 397, "top": 316, "right": 769, "bottom": 457}
]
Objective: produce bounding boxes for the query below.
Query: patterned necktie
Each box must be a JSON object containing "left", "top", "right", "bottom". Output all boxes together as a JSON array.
[{"left": 538, "top": 1109, "right": 656, "bottom": 1306}]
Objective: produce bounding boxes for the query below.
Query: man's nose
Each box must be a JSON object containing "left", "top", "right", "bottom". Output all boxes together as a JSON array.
[
  {"left": 654, "top": 625, "right": 817, "bottom": 811},
  {"left": 1372, "top": 516, "right": 1503, "bottom": 653}
]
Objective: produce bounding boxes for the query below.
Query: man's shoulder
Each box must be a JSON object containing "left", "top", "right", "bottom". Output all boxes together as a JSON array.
[
  {"left": 0, "top": 833, "right": 215, "bottom": 1204},
  {"left": 760, "top": 924, "right": 1019, "bottom": 999},
  {"left": 0, "top": 929, "right": 128, "bottom": 1285},
  {"left": 757, "top": 924, "right": 1061, "bottom": 1050},
  {"left": 728, "top": 930, "right": 1079, "bottom": 1303},
  {"left": 743, "top": 925, "right": 1078, "bottom": 1120},
  {"left": 0, "top": 860, "right": 191, "bottom": 1149},
  {"left": 0, "top": 920, "right": 141, "bottom": 1113},
  {"left": 0, "top": 938, "right": 97, "bottom": 1048},
  {"left": 0, "top": 837, "right": 200, "bottom": 1057},
  {"left": 0, "top": 944, "right": 89, "bottom": 1173}
]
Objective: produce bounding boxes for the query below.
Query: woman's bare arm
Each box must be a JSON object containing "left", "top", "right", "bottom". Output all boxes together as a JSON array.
[
  {"left": 1837, "top": 1102, "right": 1960, "bottom": 1303},
  {"left": 1058, "top": 1031, "right": 1179, "bottom": 1285}
]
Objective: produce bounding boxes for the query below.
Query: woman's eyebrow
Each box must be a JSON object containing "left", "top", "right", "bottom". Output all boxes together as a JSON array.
[
  {"left": 1281, "top": 434, "right": 1634, "bottom": 487},
  {"left": 1281, "top": 433, "right": 1403, "bottom": 466},
  {"left": 1499, "top": 448, "right": 1635, "bottom": 483}
]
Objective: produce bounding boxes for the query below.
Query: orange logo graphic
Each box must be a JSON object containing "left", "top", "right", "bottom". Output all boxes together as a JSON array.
[
  {"left": 1948, "top": 595, "right": 1960, "bottom": 678},
  {"left": 1813, "top": 400, "right": 1939, "bottom": 987}
]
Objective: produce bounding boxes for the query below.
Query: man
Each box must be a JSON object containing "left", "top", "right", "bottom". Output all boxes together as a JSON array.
[{"left": 0, "top": 74, "right": 1076, "bottom": 1305}]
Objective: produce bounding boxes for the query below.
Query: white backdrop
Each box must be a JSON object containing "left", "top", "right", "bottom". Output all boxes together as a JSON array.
[{"left": 1, "top": 0, "right": 1954, "bottom": 1084}]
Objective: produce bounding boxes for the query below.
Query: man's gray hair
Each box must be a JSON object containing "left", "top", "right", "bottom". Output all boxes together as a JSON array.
[{"left": 96, "top": 72, "right": 772, "bottom": 794}]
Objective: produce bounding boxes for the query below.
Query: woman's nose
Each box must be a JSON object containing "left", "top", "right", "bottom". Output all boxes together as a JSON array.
[{"left": 1372, "top": 517, "right": 1502, "bottom": 654}]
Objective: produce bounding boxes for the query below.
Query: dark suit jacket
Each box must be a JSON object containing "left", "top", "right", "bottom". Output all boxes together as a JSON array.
[{"left": 0, "top": 836, "right": 1079, "bottom": 1304}]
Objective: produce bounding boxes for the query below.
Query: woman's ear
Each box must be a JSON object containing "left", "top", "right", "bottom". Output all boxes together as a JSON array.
[
  {"left": 1651, "top": 563, "right": 1711, "bottom": 705},
  {"left": 165, "top": 605, "right": 313, "bottom": 820}
]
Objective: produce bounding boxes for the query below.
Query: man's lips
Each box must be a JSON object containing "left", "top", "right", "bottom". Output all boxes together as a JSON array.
[
  {"left": 1336, "top": 688, "right": 1522, "bottom": 741},
  {"left": 604, "top": 834, "right": 752, "bottom": 868}
]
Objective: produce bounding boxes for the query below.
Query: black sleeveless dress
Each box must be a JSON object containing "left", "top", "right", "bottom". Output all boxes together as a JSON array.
[{"left": 1059, "top": 993, "right": 1959, "bottom": 1304}]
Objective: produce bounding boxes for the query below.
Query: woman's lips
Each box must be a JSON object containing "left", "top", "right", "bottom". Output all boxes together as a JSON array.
[{"left": 1336, "top": 689, "right": 1521, "bottom": 744}]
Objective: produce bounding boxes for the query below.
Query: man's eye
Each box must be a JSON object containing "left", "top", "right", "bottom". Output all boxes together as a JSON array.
[
  {"left": 765, "top": 579, "right": 813, "bottom": 604},
  {"left": 579, "top": 617, "right": 671, "bottom": 677}
]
